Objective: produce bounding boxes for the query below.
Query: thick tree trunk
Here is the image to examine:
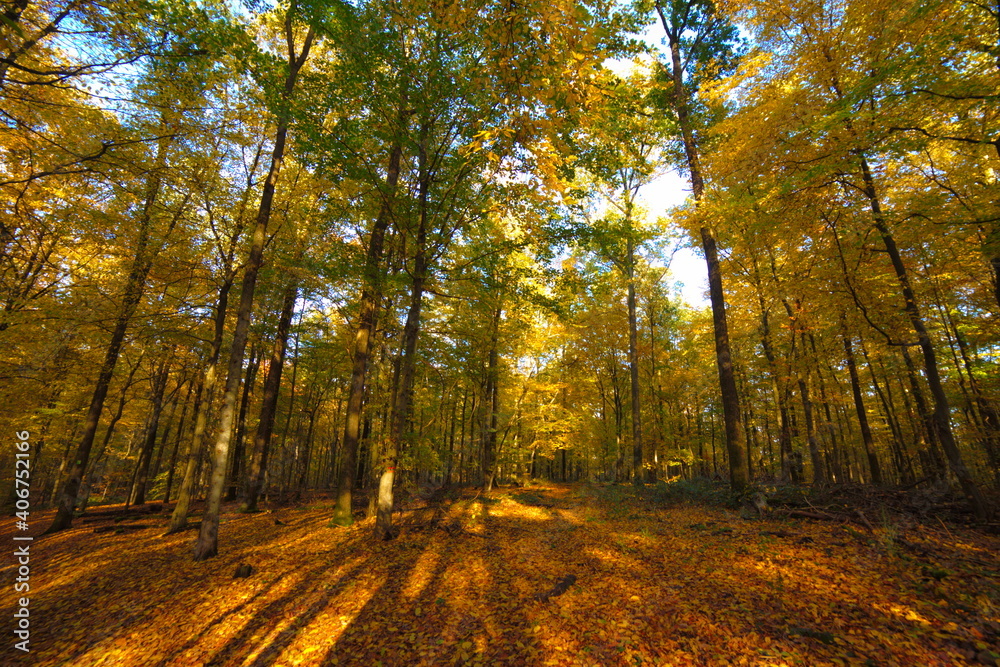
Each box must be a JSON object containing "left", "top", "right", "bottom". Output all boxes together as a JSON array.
[
  {"left": 859, "top": 157, "right": 988, "bottom": 519},
  {"left": 192, "top": 24, "right": 314, "bottom": 560}
]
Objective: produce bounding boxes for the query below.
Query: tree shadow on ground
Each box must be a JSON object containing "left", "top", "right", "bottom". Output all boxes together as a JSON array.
[{"left": 6, "top": 484, "right": 999, "bottom": 666}]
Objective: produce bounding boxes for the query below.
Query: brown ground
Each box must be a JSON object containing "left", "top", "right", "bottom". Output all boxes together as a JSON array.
[{"left": 2, "top": 483, "right": 999, "bottom": 666}]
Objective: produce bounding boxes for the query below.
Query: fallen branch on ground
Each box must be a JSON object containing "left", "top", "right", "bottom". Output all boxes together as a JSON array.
[{"left": 535, "top": 574, "right": 577, "bottom": 602}]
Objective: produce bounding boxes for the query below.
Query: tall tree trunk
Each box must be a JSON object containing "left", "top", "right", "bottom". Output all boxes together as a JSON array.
[
  {"left": 656, "top": 3, "right": 747, "bottom": 491},
  {"left": 862, "top": 342, "right": 910, "bottom": 483},
  {"left": 331, "top": 137, "right": 405, "bottom": 528},
  {"left": 375, "top": 135, "right": 430, "bottom": 539},
  {"left": 756, "top": 291, "right": 793, "bottom": 481},
  {"left": 947, "top": 310, "right": 1000, "bottom": 485},
  {"left": 226, "top": 346, "right": 260, "bottom": 501},
  {"left": 130, "top": 356, "right": 170, "bottom": 506},
  {"left": 44, "top": 137, "right": 170, "bottom": 534},
  {"left": 797, "top": 365, "right": 825, "bottom": 486},
  {"left": 626, "top": 237, "right": 644, "bottom": 485},
  {"left": 444, "top": 388, "right": 460, "bottom": 487},
  {"left": 165, "top": 138, "right": 264, "bottom": 529},
  {"left": 76, "top": 353, "right": 144, "bottom": 508},
  {"left": 843, "top": 335, "right": 882, "bottom": 484},
  {"left": 898, "top": 345, "right": 945, "bottom": 479},
  {"left": 192, "top": 22, "right": 314, "bottom": 560},
  {"left": 859, "top": 157, "right": 988, "bottom": 519},
  {"left": 481, "top": 305, "right": 502, "bottom": 492},
  {"left": 295, "top": 407, "right": 318, "bottom": 500},
  {"left": 166, "top": 276, "right": 232, "bottom": 533},
  {"left": 150, "top": 382, "right": 182, "bottom": 495},
  {"left": 242, "top": 282, "right": 297, "bottom": 512},
  {"left": 164, "top": 377, "right": 195, "bottom": 503}
]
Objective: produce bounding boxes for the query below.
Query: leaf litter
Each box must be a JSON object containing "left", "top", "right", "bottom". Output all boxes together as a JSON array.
[{"left": 2, "top": 482, "right": 999, "bottom": 665}]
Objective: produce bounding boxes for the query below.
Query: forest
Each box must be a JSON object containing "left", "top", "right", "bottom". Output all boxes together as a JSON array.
[{"left": 2, "top": 0, "right": 1000, "bottom": 664}]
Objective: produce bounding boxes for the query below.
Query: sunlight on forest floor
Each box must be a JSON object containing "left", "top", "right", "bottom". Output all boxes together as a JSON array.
[{"left": 3, "top": 483, "right": 999, "bottom": 666}]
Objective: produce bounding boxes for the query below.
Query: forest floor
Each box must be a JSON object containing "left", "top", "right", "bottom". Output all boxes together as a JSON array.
[{"left": 3, "top": 482, "right": 1000, "bottom": 666}]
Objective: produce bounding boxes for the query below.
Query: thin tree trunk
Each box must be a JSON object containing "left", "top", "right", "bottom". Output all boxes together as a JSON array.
[
  {"left": 164, "top": 376, "right": 195, "bottom": 503},
  {"left": 481, "top": 305, "right": 502, "bottom": 492},
  {"left": 78, "top": 354, "right": 144, "bottom": 506},
  {"left": 295, "top": 407, "right": 318, "bottom": 499},
  {"left": 166, "top": 277, "right": 231, "bottom": 534},
  {"left": 130, "top": 357, "right": 170, "bottom": 505},
  {"left": 843, "top": 335, "right": 882, "bottom": 484},
  {"left": 626, "top": 237, "right": 644, "bottom": 485},
  {"left": 375, "top": 133, "right": 430, "bottom": 538},
  {"left": 226, "top": 346, "right": 260, "bottom": 501},
  {"left": 242, "top": 282, "right": 297, "bottom": 512},
  {"left": 44, "top": 137, "right": 171, "bottom": 534},
  {"left": 758, "top": 293, "right": 793, "bottom": 481},
  {"left": 165, "top": 138, "right": 264, "bottom": 531},
  {"left": 331, "top": 133, "right": 405, "bottom": 527}
]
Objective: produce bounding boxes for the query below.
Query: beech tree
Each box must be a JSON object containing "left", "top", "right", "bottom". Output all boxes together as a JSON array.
[
  {"left": 647, "top": 0, "right": 750, "bottom": 491},
  {"left": 4, "top": 0, "right": 998, "bottom": 567}
]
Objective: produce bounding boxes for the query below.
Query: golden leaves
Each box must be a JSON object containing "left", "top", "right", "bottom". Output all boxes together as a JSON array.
[{"left": 9, "top": 484, "right": 1000, "bottom": 666}]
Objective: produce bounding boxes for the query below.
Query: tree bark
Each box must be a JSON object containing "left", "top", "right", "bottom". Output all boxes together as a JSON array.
[
  {"left": 44, "top": 136, "right": 169, "bottom": 534},
  {"left": 241, "top": 282, "right": 298, "bottom": 512},
  {"left": 192, "top": 21, "right": 314, "bottom": 560},
  {"left": 331, "top": 137, "right": 404, "bottom": 528},
  {"left": 859, "top": 157, "right": 988, "bottom": 519}
]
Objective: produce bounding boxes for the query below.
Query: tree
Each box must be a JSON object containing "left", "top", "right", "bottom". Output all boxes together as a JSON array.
[
  {"left": 650, "top": 0, "right": 749, "bottom": 491},
  {"left": 571, "top": 67, "right": 673, "bottom": 484},
  {"left": 192, "top": 5, "right": 315, "bottom": 560}
]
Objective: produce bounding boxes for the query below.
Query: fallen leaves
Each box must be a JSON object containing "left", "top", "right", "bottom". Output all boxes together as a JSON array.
[{"left": 2, "top": 484, "right": 1000, "bottom": 665}]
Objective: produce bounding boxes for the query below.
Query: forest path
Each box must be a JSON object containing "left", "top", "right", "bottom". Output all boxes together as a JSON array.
[{"left": 3, "top": 483, "right": 1000, "bottom": 665}]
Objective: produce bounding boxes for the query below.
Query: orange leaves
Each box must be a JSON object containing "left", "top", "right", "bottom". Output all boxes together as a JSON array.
[{"left": 5, "top": 486, "right": 1000, "bottom": 665}]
